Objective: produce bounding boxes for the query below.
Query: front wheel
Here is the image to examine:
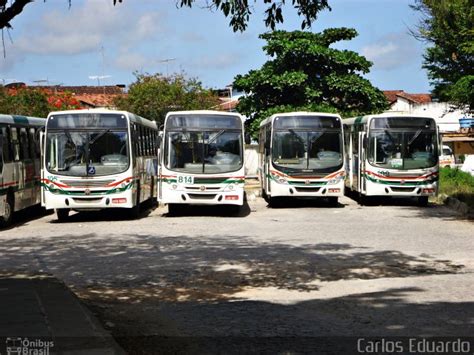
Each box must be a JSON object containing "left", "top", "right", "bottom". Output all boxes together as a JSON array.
[
  {"left": 327, "top": 197, "right": 338, "bottom": 207},
  {"left": 0, "top": 194, "right": 14, "bottom": 228},
  {"left": 56, "top": 208, "right": 70, "bottom": 222},
  {"left": 417, "top": 196, "right": 429, "bottom": 207}
]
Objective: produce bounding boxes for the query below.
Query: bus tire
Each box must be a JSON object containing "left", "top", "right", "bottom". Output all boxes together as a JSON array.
[
  {"left": 417, "top": 196, "right": 429, "bottom": 207},
  {"left": 168, "top": 204, "right": 183, "bottom": 215},
  {"left": 0, "top": 193, "right": 14, "bottom": 228},
  {"left": 261, "top": 189, "right": 270, "bottom": 203},
  {"left": 56, "top": 208, "right": 69, "bottom": 222},
  {"left": 327, "top": 197, "right": 338, "bottom": 207},
  {"left": 129, "top": 185, "right": 141, "bottom": 219}
]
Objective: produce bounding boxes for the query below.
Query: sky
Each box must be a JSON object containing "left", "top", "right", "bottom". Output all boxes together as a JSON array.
[{"left": 0, "top": 0, "right": 431, "bottom": 93}]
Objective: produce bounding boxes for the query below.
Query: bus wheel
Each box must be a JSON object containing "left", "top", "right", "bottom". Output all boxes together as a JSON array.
[
  {"left": 327, "top": 197, "right": 338, "bottom": 207},
  {"left": 417, "top": 196, "right": 429, "bottom": 207},
  {"left": 0, "top": 193, "right": 14, "bottom": 227},
  {"left": 167, "top": 204, "right": 183, "bottom": 215},
  {"left": 56, "top": 209, "right": 70, "bottom": 222}
]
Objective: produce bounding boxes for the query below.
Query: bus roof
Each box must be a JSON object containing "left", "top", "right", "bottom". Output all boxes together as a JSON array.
[
  {"left": 165, "top": 110, "right": 244, "bottom": 119},
  {"left": 259, "top": 111, "right": 341, "bottom": 128},
  {"left": 0, "top": 114, "right": 46, "bottom": 126},
  {"left": 344, "top": 112, "right": 436, "bottom": 126},
  {"left": 46, "top": 108, "right": 157, "bottom": 129}
]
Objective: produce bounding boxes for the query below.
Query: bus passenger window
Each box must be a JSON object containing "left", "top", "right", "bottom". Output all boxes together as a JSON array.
[{"left": 10, "top": 127, "right": 20, "bottom": 161}]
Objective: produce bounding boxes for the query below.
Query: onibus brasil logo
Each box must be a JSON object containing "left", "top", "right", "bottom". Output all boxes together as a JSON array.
[{"left": 5, "top": 337, "right": 54, "bottom": 355}]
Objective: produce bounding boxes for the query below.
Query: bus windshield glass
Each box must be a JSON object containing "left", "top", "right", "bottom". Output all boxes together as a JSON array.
[
  {"left": 165, "top": 114, "right": 243, "bottom": 174},
  {"left": 46, "top": 114, "right": 129, "bottom": 176},
  {"left": 368, "top": 117, "right": 438, "bottom": 170},
  {"left": 272, "top": 116, "right": 343, "bottom": 174}
]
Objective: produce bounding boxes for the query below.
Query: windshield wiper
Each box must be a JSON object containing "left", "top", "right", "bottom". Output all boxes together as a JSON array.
[
  {"left": 407, "top": 128, "right": 423, "bottom": 146},
  {"left": 208, "top": 130, "right": 225, "bottom": 144},
  {"left": 89, "top": 129, "right": 111, "bottom": 145}
]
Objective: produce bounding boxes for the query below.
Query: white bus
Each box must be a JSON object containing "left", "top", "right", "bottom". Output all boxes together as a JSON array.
[
  {"left": 344, "top": 113, "right": 440, "bottom": 206},
  {"left": 159, "top": 110, "right": 245, "bottom": 212},
  {"left": 0, "top": 114, "right": 45, "bottom": 227},
  {"left": 258, "top": 112, "right": 345, "bottom": 206},
  {"left": 42, "top": 109, "right": 159, "bottom": 221}
]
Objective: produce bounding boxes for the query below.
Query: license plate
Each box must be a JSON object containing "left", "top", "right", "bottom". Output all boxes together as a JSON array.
[{"left": 177, "top": 175, "right": 194, "bottom": 185}]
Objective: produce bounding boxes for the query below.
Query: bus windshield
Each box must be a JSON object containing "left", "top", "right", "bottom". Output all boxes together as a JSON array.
[
  {"left": 271, "top": 115, "right": 343, "bottom": 174},
  {"left": 164, "top": 114, "right": 242, "bottom": 174},
  {"left": 46, "top": 130, "right": 129, "bottom": 177},
  {"left": 368, "top": 117, "right": 438, "bottom": 170}
]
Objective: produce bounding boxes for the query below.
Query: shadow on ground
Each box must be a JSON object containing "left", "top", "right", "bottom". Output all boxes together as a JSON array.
[
  {"left": 1, "top": 205, "right": 53, "bottom": 231},
  {"left": 264, "top": 197, "right": 346, "bottom": 209},
  {"left": 0, "top": 235, "right": 470, "bottom": 353},
  {"left": 163, "top": 202, "right": 251, "bottom": 217}
]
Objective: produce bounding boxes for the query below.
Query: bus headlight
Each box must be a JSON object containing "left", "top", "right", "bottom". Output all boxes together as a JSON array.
[
  {"left": 328, "top": 178, "right": 341, "bottom": 185},
  {"left": 224, "top": 184, "right": 236, "bottom": 191},
  {"left": 278, "top": 178, "right": 288, "bottom": 184}
]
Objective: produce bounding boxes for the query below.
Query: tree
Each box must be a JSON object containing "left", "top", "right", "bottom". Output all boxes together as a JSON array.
[
  {"left": 1, "top": 1, "right": 330, "bottom": 32},
  {"left": 233, "top": 29, "right": 388, "bottom": 136},
  {"left": 0, "top": 86, "right": 82, "bottom": 117},
  {"left": 113, "top": 72, "right": 220, "bottom": 126},
  {"left": 411, "top": 0, "right": 473, "bottom": 110}
]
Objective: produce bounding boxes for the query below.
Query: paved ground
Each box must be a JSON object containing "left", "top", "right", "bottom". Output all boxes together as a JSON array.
[{"left": 0, "top": 195, "right": 472, "bottom": 353}]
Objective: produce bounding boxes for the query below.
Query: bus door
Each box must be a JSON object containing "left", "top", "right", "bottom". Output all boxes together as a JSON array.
[
  {"left": 358, "top": 131, "right": 367, "bottom": 194},
  {"left": 0, "top": 134, "right": 4, "bottom": 215},
  {"left": 39, "top": 130, "right": 46, "bottom": 207}
]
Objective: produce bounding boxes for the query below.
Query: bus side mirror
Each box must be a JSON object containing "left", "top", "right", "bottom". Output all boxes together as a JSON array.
[{"left": 245, "top": 132, "right": 251, "bottom": 145}]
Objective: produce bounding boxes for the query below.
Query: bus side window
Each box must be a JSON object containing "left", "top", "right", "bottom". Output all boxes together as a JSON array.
[
  {"left": 19, "top": 128, "right": 30, "bottom": 160},
  {"left": 10, "top": 127, "right": 20, "bottom": 161},
  {"left": 265, "top": 125, "right": 271, "bottom": 156},
  {"left": 29, "top": 128, "right": 37, "bottom": 158},
  {"left": 0, "top": 129, "right": 3, "bottom": 172},
  {"left": 1, "top": 126, "right": 12, "bottom": 164}
]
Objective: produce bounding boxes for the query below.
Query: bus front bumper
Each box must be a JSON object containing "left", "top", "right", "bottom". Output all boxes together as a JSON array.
[
  {"left": 269, "top": 180, "right": 344, "bottom": 198},
  {"left": 44, "top": 190, "right": 135, "bottom": 210},
  {"left": 365, "top": 180, "right": 438, "bottom": 197},
  {"left": 161, "top": 188, "right": 244, "bottom": 206}
]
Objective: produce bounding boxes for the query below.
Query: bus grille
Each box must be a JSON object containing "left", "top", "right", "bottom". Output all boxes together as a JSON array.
[
  {"left": 187, "top": 193, "right": 217, "bottom": 200},
  {"left": 185, "top": 186, "right": 221, "bottom": 191},
  {"left": 390, "top": 186, "right": 417, "bottom": 193},
  {"left": 294, "top": 187, "right": 321, "bottom": 193},
  {"left": 60, "top": 179, "right": 115, "bottom": 188}
]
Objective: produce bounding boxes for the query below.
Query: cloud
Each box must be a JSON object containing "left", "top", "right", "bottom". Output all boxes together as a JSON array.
[
  {"left": 193, "top": 53, "right": 241, "bottom": 70},
  {"left": 361, "top": 32, "right": 419, "bottom": 70},
  {"left": 15, "top": 1, "right": 164, "bottom": 55},
  {"left": 114, "top": 52, "right": 149, "bottom": 71}
]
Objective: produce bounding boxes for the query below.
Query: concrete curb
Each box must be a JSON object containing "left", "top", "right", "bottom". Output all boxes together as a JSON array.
[{"left": 0, "top": 275, "right": 126, "bottom": 355}]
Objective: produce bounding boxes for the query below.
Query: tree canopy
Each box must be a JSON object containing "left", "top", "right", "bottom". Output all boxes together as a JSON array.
[
  {"left": 411, "top": 0, "right": 473, "bottom": 110},
  {"left": 1, "top": 0, "right": 330, "bottom": 32},
  {"left": 233, "top": 29, "right": 388, "bottom": 136},
  {"left": 0, "top": 86, "right": 81, "bottom": 117},
  {"left": 113, "top": 72, "right": 220, "bottom": 126}
]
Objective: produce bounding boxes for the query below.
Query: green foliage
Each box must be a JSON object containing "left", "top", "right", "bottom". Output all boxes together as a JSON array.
[
  {"left": 0, "top": 86, "right": 49, "bottom": 117},
  {"left": 233, "top": 29, "right": 388, "bottom": 137},
  {"left": 439, "top": 167, "right": 474, "bottom": 207},
  {"left": 114, "top": 73, "right": 220, "bottom": 126},
  {"left": 177, "top": 0, "right": 330, "bottom": 32},
  {"left": 411, "top": 0, "right": 474, "bottom": 110}
]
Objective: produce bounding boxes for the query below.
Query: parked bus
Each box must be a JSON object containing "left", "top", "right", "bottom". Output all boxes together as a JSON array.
[
  {"left": 344, "top": 113, "right": 439, "bottom": 206},
  {"left": 258, "top": 112, "right": 345, "bottom": 206},
  {"left": 159, "top": 110, "right": 245, "bottom": 212},
  {"left": 42, "top": 109, "right": 159, "bottom": 221},
  {"left": 0, "top": 114, "right": 45, "bottom": 227}
]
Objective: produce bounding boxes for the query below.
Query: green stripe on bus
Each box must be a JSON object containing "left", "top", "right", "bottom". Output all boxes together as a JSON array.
[
  {"left": 364, "top": 174, "right": 437, "bottom": 186},
  {"left": 41, "top": 182, "right": 133, "bottom": 196}
]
